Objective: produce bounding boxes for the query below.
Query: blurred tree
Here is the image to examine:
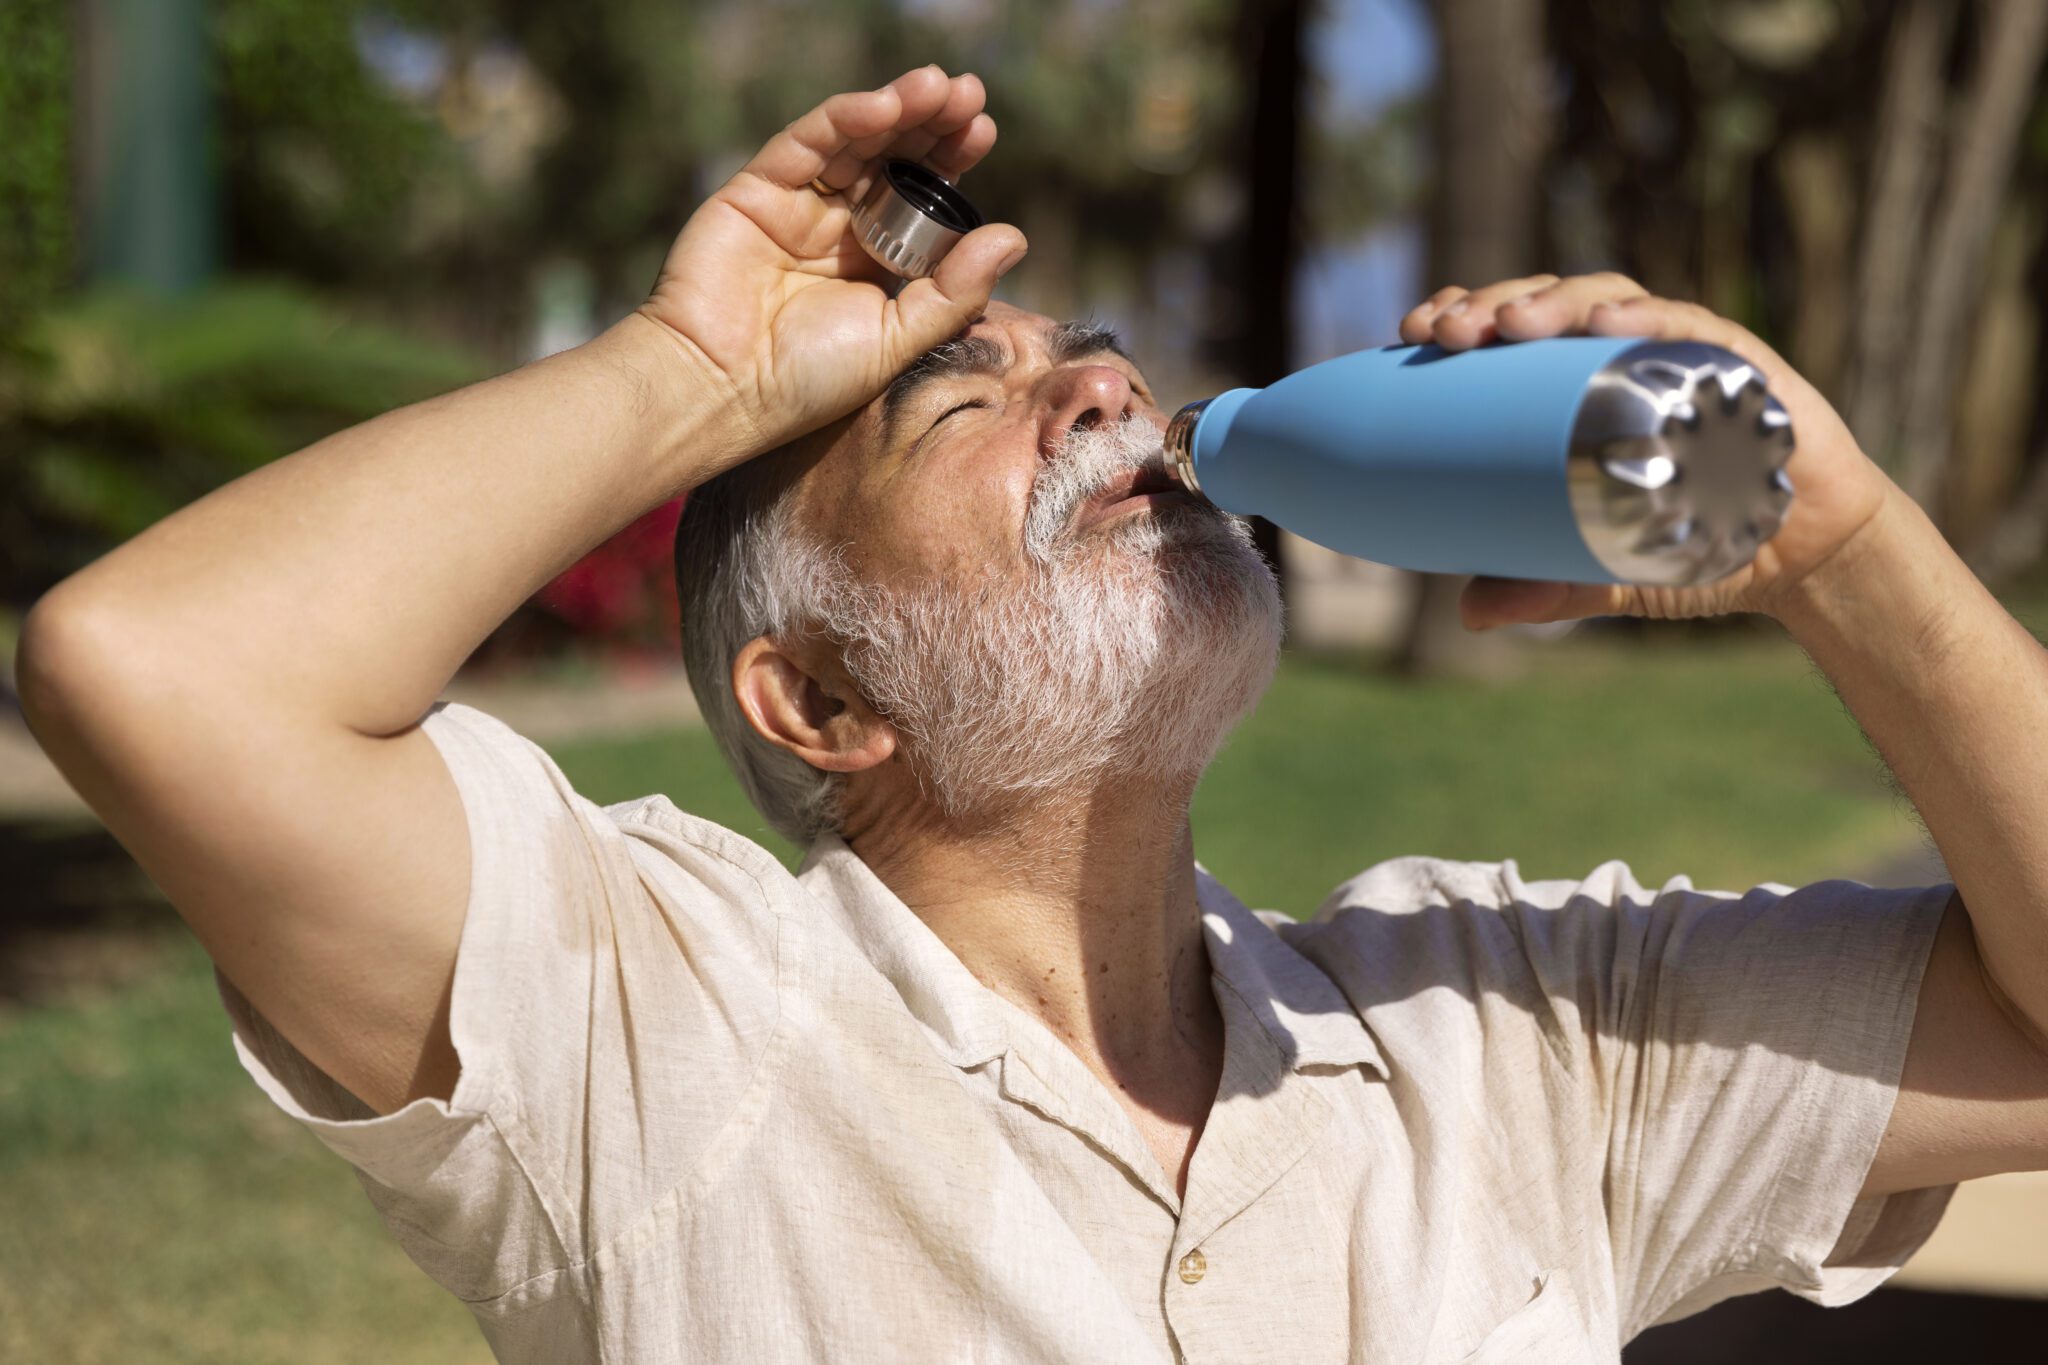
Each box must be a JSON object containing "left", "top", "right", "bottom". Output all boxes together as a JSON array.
[
  {"left": 1397, "top": 0, "right": 1550, "bottom": 677},
  {"left": 486, "top": 0, "right": 715, "bottom": 316},
  {"left": 213, "top": 0, "right": 455, "bottom": 296},
  {"left": 1864, "top": 1, "right": 2048, "bottom": 514},
  {"left": 1546, "top": 0, "right": 2048, "bottom": 574},
  {"left": 1230, "top": 0, "right": 1311, "bottom": 589},
  {"left": 0, "top": 0, "right": 73, "bottom": 340},
  {"left": 909, "top": 0, "right": 1246, "bottom": 329},
  {"left": 13, "top": 0, "right": 1429, "bottom": 660},
  {"left": 0, "top": 284, "right": 480, "bottom": 609}
]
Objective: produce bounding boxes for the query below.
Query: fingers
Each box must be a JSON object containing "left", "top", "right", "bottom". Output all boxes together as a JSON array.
[
  {"left": 1400, "top": 272, "right": 1651, "bottom": 350},
  {"left": 925, "top": 112, "right": 998, "bottom": 183},
  {"left": 1494, "top": 272, "right": 1649, "bottom": 342},
  {"left": 1415, "top": 275, "right": 1562, "bottom": 350},
  {"left": 888, "top": 222, "right": 1029, "bottom": 363},
  {"left": 1396, "top": 271, "right": 1787, "bottom": 382},
  {"left": 743, "top": 86, "right": 907, "bottom": 190},
  {"left": 1584, "top": 295, "right": 1791, "bottom": 381},
  {"left": 1398, "top": 286, "right": 1468, "bottom": 344},
  {"left": 744, "top": 66, "right": 975, "bottom": 194},
  {"left": 879, "top": 72, "right": 988, "bottom": 173},
  {"left": 816, "top": 69, "right": 984, "bottom": 197}
]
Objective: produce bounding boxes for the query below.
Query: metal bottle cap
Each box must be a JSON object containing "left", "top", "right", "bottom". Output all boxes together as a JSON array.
[
  {"left": 850, "top": 159, "right": 985, "bottom": 281},
  {"left": 1162, "top": 397, "right": 1210, "bottom": 496},
  {"left": 1567, "top": 341, "right": 1796, "bottom": 586}
]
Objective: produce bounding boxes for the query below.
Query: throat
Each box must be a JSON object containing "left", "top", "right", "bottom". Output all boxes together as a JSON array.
[{"left": 850, "top": 783, "right": 1228, "bottom": 1170}]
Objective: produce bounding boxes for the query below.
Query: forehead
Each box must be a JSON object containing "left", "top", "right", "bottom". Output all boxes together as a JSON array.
[{"left": 792, "top": 306, "right": 1143, "bottom": 520}]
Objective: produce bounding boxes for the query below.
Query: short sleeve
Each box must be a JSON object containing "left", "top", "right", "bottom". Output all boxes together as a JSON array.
[
  {"left": 1503, "top": 862, "right": 1955, "bottom": 1334},
  {"left": 217, "top": 701, "right": 785, "bottom": 1304}
]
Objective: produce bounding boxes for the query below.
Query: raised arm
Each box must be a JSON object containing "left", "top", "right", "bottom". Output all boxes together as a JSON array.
[
  {"left": 16, "top": 67, "right": 1024, "bottom": 1115},
  {"left": 1398, "top": 273, "right": 2048, "bottom": 1195}
]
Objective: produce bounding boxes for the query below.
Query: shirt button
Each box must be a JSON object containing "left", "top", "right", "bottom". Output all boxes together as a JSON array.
[{"left": 1178, "top": 1249, "right": 1207, "bottom": 1284}]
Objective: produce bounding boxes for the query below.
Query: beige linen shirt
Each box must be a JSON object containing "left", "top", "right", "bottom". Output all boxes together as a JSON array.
[{"left": 219, "top": 702, "right": 1955, "bottom": 1363}]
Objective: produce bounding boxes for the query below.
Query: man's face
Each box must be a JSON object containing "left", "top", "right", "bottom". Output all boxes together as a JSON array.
[
  {"left": 802, "top": 302, "right": 1179, "bottom": 586},
  {"left": 780, "top": 302, "right": 1282, "bottom": 817}
]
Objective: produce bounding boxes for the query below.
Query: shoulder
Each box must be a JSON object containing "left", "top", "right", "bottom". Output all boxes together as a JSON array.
[
  {"left": 1286, "top": 854, "right": 1660, "bottom": 957},
  {"left": 1278, "top": 855, "right": 1683, "bottom": 1040},
  {"left": 1308, "top": 853, "right": 1671, "bottom": 921},
  {"left": 606, "top": 790, "right": 797, "bottom": 914},
  {"left": 421, "top": 699, "right": 798, "bottom": 975}
]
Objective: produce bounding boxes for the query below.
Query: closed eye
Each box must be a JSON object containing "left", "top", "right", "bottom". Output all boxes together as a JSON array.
[{"left": 927, "top": 398, "right": 989, "bottom": 434}]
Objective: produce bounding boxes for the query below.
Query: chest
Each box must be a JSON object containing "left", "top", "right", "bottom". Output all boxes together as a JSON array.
[
  {"left": 555, "top": 1028, "right": 1616, "bottom": 1365},
  {"left": 1129, "top": 1104, "right": 1202, "bottom": 1200}
]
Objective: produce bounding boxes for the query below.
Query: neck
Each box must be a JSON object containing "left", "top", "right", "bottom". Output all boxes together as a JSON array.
[{"left": 846, "top": 772, "right": 1224, "bottom": 1120}]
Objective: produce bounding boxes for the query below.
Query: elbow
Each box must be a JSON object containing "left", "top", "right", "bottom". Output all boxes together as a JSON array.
[{"left": 16, "top": 586, "right": 135, "bottom": 743}]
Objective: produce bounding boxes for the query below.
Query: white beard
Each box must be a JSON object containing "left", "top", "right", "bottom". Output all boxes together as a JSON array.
[{"left": 809, "top": 415, "right": 1283, "bottom": 818}]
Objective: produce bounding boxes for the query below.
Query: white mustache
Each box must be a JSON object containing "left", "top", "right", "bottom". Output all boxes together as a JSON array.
[{"left": 1023, "top": 414, "right": 1171, "bottom": 560}]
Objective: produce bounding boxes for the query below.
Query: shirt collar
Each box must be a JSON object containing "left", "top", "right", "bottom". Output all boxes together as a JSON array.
[
  {"left": 1196, "top": 869, "right": 1389, "bottom": 1077},
  {"left": 796, "top": 835, "right": 1386, "bottom": 1080},
  {"left": 797, "top": 835, "right": 1011, "bottom": 1069}
]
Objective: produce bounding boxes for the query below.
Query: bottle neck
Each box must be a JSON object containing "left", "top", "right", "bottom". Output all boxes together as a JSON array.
[{"left": 1162, "top": 398, "right": 1212, "bottom": 496}]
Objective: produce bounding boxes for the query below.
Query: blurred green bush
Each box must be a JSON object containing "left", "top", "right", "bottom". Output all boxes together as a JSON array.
[
  {"left": 0, "top": 282, "right": 482, "bottom": 610},
  {"left": 0, "top": 0, "right": 71, "bottom": 331}
]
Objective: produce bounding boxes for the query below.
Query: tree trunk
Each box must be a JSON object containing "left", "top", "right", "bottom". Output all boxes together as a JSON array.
[
  {"left": 1945, "top": 202, "right": 2040, "bottom": 549},
  {"left": 1774, "top": 134, "right": 1857, "bottom": 402},
  {"left": 1843, "top": 0, "right": 1958, "bottom": 456},
  {"left": 1233, "top": 0, "right": 1307, "bottom": 591},
  {"left": 1893, "top": 0, "right": 2048, "bottom": 513},
  {"left": 1397, "top": 0, "right": 1549, "bottom": 677},
  {"left": 1967, "top": 447, "right": 2048, "bottom": 587}
]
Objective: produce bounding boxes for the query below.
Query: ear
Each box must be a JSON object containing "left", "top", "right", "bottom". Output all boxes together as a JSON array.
[{"left": 731, "top": 635, "right": 896, "bottom": 774}]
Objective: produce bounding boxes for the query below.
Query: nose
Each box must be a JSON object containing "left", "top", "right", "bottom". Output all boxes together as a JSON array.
[{"left": 1040, "top": 363, "right": 1139, "bottom": 451}]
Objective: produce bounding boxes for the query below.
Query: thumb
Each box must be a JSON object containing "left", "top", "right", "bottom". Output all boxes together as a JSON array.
[{"left": 887, "top": 224, "right": 1028, "bottom": 360}]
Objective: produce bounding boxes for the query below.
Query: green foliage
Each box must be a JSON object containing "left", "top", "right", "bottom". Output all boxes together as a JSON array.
[
  {"left": 0, "top": 0, "right": 73, "bottom": 333},
  {"left": 918, "top": 1, "right": 1248, "bottom": 246},
  {"left": 1307, "top": 95, "right": 1427, "bottom": 242},
  {"left": 35, "top": 0, "right": 1420, "bottom": 375},
  {"left": 0, "top": 282, "right": 482, "bottom": 605},
  {"left": 213, "top": 0, "right": 454, "bottom": 285}
]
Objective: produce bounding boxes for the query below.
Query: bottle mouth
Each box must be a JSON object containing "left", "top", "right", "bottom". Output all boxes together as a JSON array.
[{"left": 1161, "top": 399, "right": 1209, "bottom": 496}]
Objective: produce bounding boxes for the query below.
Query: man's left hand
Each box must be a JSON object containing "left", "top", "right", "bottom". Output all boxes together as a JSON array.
[
  {"left": 1398, "top": 273, "right": 1898, "bottom": 629},
  {"left": 1407, "top": 277, "right": 2048, "bottom": 1200}
]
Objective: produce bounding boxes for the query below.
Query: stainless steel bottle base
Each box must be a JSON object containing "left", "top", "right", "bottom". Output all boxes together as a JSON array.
[{"left": 1567, "top": 341, "right": 1796, "bottom": 586}]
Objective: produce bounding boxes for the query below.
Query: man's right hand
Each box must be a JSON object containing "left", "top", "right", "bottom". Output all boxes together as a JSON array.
[{"left": 638, "top": 66, "right": 1027, "bottom": 460}]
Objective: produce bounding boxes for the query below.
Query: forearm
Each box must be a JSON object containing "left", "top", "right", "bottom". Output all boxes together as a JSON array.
[
  {"left": 1777, "top": 487, "right": 2048, "bottom": 1037},
  {"left": 26, "top": 313, "right": 748, "bottom": 739}
]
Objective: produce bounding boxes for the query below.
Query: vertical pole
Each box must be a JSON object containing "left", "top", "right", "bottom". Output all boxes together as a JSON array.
[
  {"left": 1235, "top": 0, "right": 1308, "bottom": 591},
  {"left": 80, "top": 0, "right": 216, "bottom": 291}
]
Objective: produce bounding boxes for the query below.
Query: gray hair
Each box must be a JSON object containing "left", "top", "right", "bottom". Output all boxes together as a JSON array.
[{"left": 674, "top": 459, "right": 843, "bottom": 844}]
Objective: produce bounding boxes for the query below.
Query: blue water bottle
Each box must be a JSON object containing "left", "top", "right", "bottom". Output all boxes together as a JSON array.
[{"left": 1159, "top": 339, "right": 1797, "bottom": 586}]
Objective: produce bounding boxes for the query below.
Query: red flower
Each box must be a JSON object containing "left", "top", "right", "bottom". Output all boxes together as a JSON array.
[{"left": 536, "top": 496, "right": 685, "bottom": 649}]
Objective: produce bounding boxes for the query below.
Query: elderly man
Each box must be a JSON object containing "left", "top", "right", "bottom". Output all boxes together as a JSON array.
[{"left": 19, "top": 67, "right": 2048, "bottom": 1363}]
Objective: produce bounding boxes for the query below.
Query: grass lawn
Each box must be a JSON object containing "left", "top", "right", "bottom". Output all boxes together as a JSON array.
[
  {"left": 0, "top": 634, "right": 1927, "bottom": 1363},
  {"left": 557, "top": 633, "right": 1922, "bottom": 903}
]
